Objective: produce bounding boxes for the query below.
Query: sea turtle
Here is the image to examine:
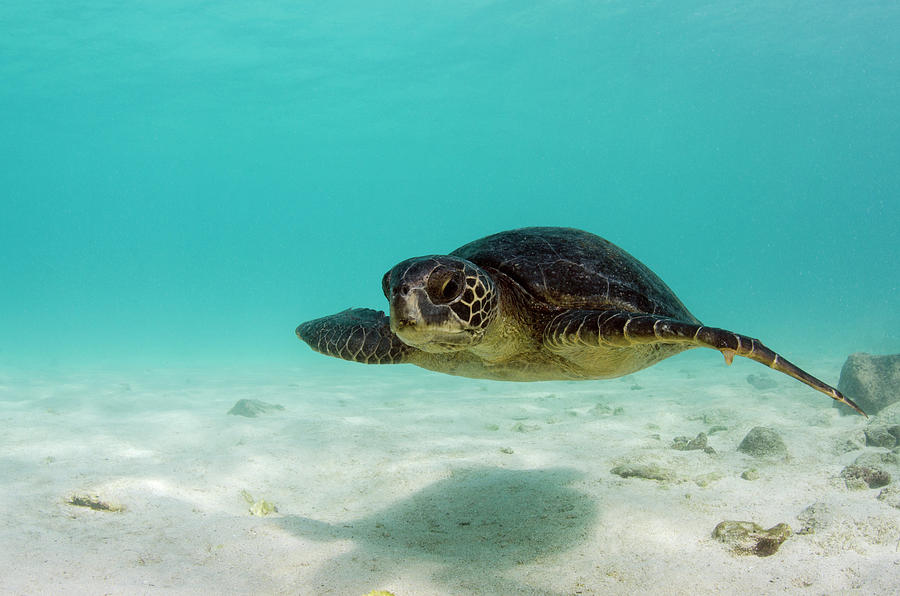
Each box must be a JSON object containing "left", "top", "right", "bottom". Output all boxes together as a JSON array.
[{"left": 297, "top": 227, "right": 863, "bottom": 415}]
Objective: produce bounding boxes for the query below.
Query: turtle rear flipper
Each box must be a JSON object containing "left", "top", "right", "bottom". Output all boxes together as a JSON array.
[
  {"left": 544, "top": 309, "right": 865, "bottom": 416},
  {"left": 296, "top": 308, "right": 415, "bottom": 364}
]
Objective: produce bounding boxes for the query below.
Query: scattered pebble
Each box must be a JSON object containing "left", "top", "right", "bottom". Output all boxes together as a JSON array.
[
  {"left": 511, "top": 422, "right": 540, "bottom": 433},
  {"left": 796, "top": 502, "right": 835, "bottom": 534},
  {"left": 737, "top": 426, "right": 788, "bottom": 458},
  {"left": 741, "top": 468, "right": 759, "bottom": 481},
  {"left": 610, "top": 463, "right": 673, "bottom": 482},
  {"left": 712, "top": 520, "right": 792, "bottom": 557},
  {"left": 671, "top": 432, "right": 708, "bottom": 451},
  {"left": 499, "top": 447, "right": 514, "bottom": 454},
  {"left": 853, "top": 451, "right": 898, "bottom": 468},
  {"left": 840, "top": 464, "right": 891, "bottom": 490},
  {"left": 241, "top": 490, "right": 278, "bottom": 516},
  {"left": 694, "top": 472, "right": 722, "bottom": 487},
  {"left": 876, "top": 485, "right": 900, "bottom": 509},
  {"left": 67, "top": 494, "right": 125, "bottom": 513},
  {"left": 591, "top": 403, "right": 612, "bottom": 416},
  {"left": 864, "top": 424, "right": 900, "bottom": 449}
]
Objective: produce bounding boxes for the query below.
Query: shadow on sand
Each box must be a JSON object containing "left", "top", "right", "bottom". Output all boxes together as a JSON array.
[{"left": 277, "top": 466, "right": 597, "bottom": 595}]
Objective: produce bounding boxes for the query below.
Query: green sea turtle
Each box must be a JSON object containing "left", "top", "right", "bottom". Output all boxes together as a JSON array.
[{"left": 297, "top": 227, "right": 863, "bottom": 415}]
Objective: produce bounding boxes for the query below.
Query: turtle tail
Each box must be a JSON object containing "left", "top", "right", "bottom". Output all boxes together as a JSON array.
[{"left": 688, "top": 324, "right": 864, "bottom": 416}]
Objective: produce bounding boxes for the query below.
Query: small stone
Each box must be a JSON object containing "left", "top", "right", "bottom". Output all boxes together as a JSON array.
[
  {"left": 499, "top": 447, "right": 514, "bottom": 454},
  {"left": 864, "top": 425, "right": 900, "bottom": 448},
  {"left": 610, "top": 463, "right": 673, "bottom": 482},
  {"left": 840, "top": 464, "right": 891, "bottom": 489},
  {"left": 671, "top": 432, "right": 708, "bottom": 451},
  {"left": 712, "top": 521, "right": 792, "bottom": 556},
  {"left": 746, "top": 373, "right": 778, "bottom": 391},
  {"left": 590, "top": 403, "right": 613, "bottom": 416},
  {"left": 510, "top": 422, "right": 540, "bottom": 433},
  {"left": 853, "top": 451, "right": 899, "bottom": 468},
  {"left": 694, "top": 472, "right": 722, "bottom": 487},
  {"left": 68, "top": 494, "right": 125, "bottom": 513},
  {"left": 741, "top": 468, "right": 760, "bottom": 481},
  {"left": 796, "top": 502, "right": 835, "bottom": 534},
  {"left": 876, "top": 485, "right": 900, "bottom": 509},
  {"left": 241, "top": 490, "right": 278, "bottom": 516},
  {"left": 613, "top": 406, "right": 625, "bottom": 415},
  {"left": 737, "top": 426, "right": 788, "bottom": 458},
  {"left": 249, "top": 499, "right": 278, "bottom": 516},
  {"left": 227, "top": 399, "right": 285, "bottom": 418},
  {"left": 833, "top": 436, "right": 865, "bottom": 454}
]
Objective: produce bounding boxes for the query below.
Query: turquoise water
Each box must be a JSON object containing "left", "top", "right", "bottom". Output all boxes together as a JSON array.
[{"left": 2, "top": 1, "right": 898, "bottom": 370}]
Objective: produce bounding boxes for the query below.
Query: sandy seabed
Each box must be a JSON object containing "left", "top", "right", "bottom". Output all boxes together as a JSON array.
[{"left": 1, "top": 354, "right": 897, "bottom": 595}]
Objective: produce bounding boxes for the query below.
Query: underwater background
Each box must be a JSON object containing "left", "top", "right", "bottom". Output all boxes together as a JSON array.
[
  {"left": 1, "top": 0, "right": 898, "bottom": 370},
  {"left": 3, "top": 3, "right": 900, "bottom": 594}
]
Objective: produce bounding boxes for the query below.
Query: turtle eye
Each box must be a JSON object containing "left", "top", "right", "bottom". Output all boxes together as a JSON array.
[{"left": 426, "top": 267, "right": 464, "bottom": 304}]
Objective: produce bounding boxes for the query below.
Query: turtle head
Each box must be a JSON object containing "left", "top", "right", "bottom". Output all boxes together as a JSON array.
[{"left": 382, "top": 255, "right": 499, "bottom": 353}]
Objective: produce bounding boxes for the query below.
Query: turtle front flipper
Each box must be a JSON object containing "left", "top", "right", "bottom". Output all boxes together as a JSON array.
[
  {"left": 296, "top": 308, "right": 416, "bottom": 364},
  {"left": 544, "top": 310, "right": 865, "bottom": 416}
]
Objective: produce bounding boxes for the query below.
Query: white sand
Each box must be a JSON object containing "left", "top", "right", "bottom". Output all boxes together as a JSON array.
[{"left": 1, "top": 354, "right": 898, "bottom": 595}]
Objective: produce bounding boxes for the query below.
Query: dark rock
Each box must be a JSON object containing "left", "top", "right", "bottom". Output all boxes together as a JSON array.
[
  {"left": 840, "top": 464, "right": 891, "bottom": 489},
  {"left": 712, "top": 521, "right": 792, "bottom": 556},
  {"left": 671, "top": 432, "right": 708, "bottom": 451},
  {"left": 746, "top": 373, "right": 778, "bottom": 391},
  {"left": 737, "top": 426, "right": 788, "bottom": 458},
  {"left": 835, "top": 353, "right": 900, "bottom": 416},
  {"left": 227, "top": 399, "right": 285, "bottom": 417}
]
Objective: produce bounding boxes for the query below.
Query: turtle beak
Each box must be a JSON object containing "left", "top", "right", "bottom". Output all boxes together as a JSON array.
[{"left": 389, "top": 288, "right": 423, "bottom": 332}]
